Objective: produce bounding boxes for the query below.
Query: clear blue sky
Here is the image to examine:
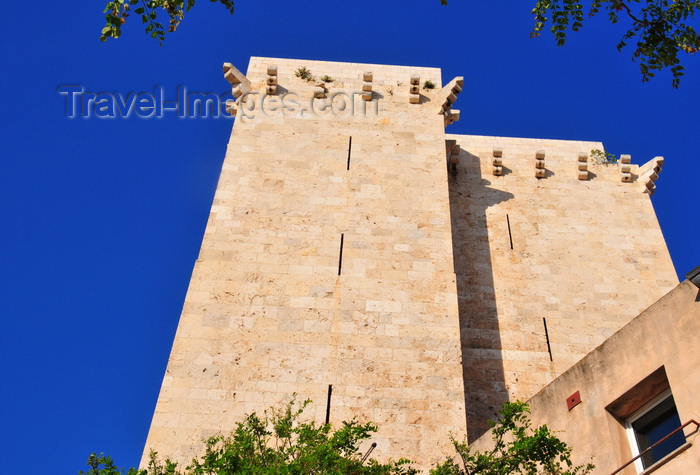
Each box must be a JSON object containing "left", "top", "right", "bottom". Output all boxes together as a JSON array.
[{"left": 1, "top": 2, "right": 698, "bottom": 473}]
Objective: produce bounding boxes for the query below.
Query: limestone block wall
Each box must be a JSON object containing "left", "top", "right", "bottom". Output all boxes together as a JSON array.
[
  {"left": 447, "top": 134, "right": 678, "bottom": 440},
  {"left": 142, "top": 58, "right": 467, "bottom": 469}
]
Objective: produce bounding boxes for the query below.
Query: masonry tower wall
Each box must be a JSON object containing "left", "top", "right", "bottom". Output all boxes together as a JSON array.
[
  {"left": 447, "top": 134, "right": 677, "bottom": 439},
  {"left": 142, "top": 57, "right": 678, "bottom": 468},
  {"left": 142, "top": 57, "right": 467, "bottom": 468}
]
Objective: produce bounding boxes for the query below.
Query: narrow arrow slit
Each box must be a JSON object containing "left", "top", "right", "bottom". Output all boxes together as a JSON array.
[{"left": 338, "top": 234, "right": 344, "bottom": 275}]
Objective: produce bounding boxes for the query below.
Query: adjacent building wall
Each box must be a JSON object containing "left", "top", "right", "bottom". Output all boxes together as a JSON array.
[{"left": 469, "top": 279, "right": 699, "bottom": 474}]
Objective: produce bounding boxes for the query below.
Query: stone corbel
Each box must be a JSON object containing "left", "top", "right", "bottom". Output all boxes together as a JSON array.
[
  {"left": 446, "top": 140, "right": 460, "bottom": 176},
  {"left": 266, "top": 65, "right": 278, "bottom": 95},
  {"left": 577, "top": 153, "right": 589, "bottom": 180},
  {"left": 436, "top": 76, "right": 464, "bottom": 114},
  {"left": 409, "top": 75, "right": 420, "bottom": 104},
  {"left": 362, "top": 71, "right": 373, "bottom": 101},
  {"left": 619, "top": 154, "right": 633, "bottom": 183},
  {"left": 492, "top": 148, "right": 503, "bottom": 176},
  {"left": 535, "top": 150, "right": 546, "bottom": 178},
  {"left": 638, "top": 156, "right": 664, "bottom": 195},
  {"left": 223, "top": 62, "right": 252, "bottom": 99}
]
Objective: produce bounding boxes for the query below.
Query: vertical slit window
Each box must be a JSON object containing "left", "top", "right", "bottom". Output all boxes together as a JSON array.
[
  {"left": 338, "top": 234, "right": 344, "bottom": 275},
  {"left": 506, "top": 214, "right": 513, "bottom": 250},
  {"left": 543, "top": 317, "right": 553, "bottom": 361}
]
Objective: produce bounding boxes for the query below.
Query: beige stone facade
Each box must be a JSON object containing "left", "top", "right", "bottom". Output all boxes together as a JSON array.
[
  {"left": 447, "top": 134, "right": 677, "bottom": 439},
  {"left": 142, "top": 57, "right": 680, "bottom": 470},
  {"left": 469, "top": 279, "right": 699, "bottom": 474}
]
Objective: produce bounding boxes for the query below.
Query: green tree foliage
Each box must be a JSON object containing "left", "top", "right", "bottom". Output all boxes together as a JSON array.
[
  {"left": 78, "top": 453, "right": 143, "bottom": 475},
  {"left": 80, "top": 400, "right": 591, "bottom": 475},
  {"left": 590, "top": 148, "right": 618, "bottom": 164},
  {"left": 80, "top": 400, "right": 590, "bottom": 474},
  {"left": 101, "top": 1, "right": 696, "bottom": 87},
  {"left": 79, "top": 397, "right": 416, "bottom": 475},
  {"left": 101, "top": 0, "right": 234, "bottom": 44},
  {"left": 529, "top": 0, "right": 699, "bottom": 88},
  {"left": 444, "top": 1, "right": 697, "bottom": 87},
  {"left": 430, "top": 401, "right": 594, "bottom": 475}
]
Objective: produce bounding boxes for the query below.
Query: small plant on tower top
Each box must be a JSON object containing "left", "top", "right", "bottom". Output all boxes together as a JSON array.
[
  {"left": 590, "top": 149, "right": 618, "bottom": 165},
  {"left": 294, "top": 66, "right": 313, "bottom": 81}
]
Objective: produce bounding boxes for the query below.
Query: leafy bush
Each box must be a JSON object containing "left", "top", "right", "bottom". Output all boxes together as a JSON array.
[
  {"left": 80, "top": 397, "right": 415, "bottom": 474},
  {"left": 80, "top": 400, "right": 591, "bottom": 475},
  {"left": 590, "top": 149, "right": 618, "bottom": 165},
  {"left": 430, "top": 401, "right": 594, "bottom": 475}
]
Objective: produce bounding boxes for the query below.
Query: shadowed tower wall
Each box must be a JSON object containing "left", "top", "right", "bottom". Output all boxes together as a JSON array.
[
  {"left": 447, "top": 134, "right": 677, "bottom": 440},
  {"left": 142, "top": 58, "right": 467, "bottom": 469}
]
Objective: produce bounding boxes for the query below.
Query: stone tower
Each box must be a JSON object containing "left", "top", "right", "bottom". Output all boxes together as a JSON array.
[{"left": 141, "top": 57, "right": 677, "bottom": 470}]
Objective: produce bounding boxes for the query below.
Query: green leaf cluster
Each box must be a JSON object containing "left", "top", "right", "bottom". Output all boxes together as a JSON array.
[
  {"left": 430, "top": 401, "right": 594, "bottom": 475},
  {"left": 294, "top": 67, "right": 314, "bottom": 81},
  {"left": 100, "top": 0, "right": 696, "bottom": 87},
  {"left": 590, "top": 148, "right": 618, "bottom": 164},
  {"left": 78, "top": 453, "right": 146, "bottom": 475},
  {"left": 80, "top": 396, "right": 416, "bottom": 475},
  {"left": 79, "top": 400, "right": 591, "bottom": 475},
  {"left": 101, "top": 0, "right": 235, "bottom": 45},
  {"left": 530, "top": 0, "right": 700, "bottom": 87}
]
